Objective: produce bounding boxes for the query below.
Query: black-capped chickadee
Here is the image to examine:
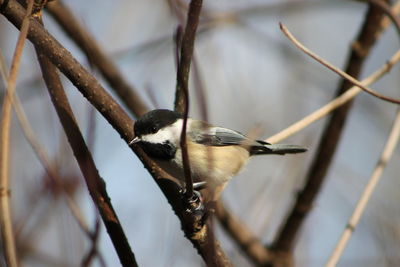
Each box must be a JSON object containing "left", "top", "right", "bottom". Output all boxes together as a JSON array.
[{"left": 129, "top": 109, "right": 307, "bottom": 197}]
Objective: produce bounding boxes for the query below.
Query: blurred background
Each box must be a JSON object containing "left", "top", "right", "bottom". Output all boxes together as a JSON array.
[{"left": 0, "top": 0, "right": 399, "bottom": 266}]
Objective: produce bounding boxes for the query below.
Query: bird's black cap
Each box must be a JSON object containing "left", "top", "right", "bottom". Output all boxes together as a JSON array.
[{"left": 134, "top": 109, "right": 182, "bottom": 136}]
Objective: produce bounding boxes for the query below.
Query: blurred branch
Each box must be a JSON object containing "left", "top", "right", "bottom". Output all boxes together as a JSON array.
[
  {"left": 45, "top": 0, "right": 149, "bottom": 117},
  {"left": 216, "top": 201, "right": 272, "bottom": 266},
  {"left": 326, "top": 108, "right": 400, "bottom": 267},
  {"left": 34, "top": 18, "right": 138, "bottom": 267},
  {"left": 267, "top": 49, "right": 400, "bottom": 144},
  {"left": 0, "top": 0, "right": 230, "bottom": 265},
  {"left": 0, "top": 47, "right": 107, "bottom": 266},
  {"left": 354, "top": 0, "right": 400, "bottom": 37},
  {"left": 280, "top": 23, "right": 400, "bottom": 104},
  {"left": 271, "top": 1, "right": 390, "bottom": 259},
  {"left": 82, "top": 218, "right": 105, "bottom": 267},
  {"left": 0, "top": 1, "right": 33, "bottom": 266}
]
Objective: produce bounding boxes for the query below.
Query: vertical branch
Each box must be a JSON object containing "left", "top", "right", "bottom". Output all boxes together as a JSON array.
[
  {"left": 0, "top": 1, "right": 33, "bottom": 266},
  {"left": 33, "top": 16, "right": 138, "bottom": 267},
  {"left": 174, "top": 0, "right": 202, "bottom": 114},
  {"left": 326, "top": 109, "right": 400, "bottom": 267},
  {"left": 175, "top": 0, "right": 203, "bottom": 198},
  {"left": 271, "top": 1, "right": 390, "bottom": 257}
]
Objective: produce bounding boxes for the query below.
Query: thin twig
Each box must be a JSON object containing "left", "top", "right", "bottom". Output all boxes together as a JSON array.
[
  {"left": 267, "top": 49, "right": 400, "bottom": 144},
  {"left": 326, "top": 108, "right": 400, "bottom": 267},
  {"left": 0, "top": 1, "right": 33, "bottom": 266},
  {"left": 267, "top": 0, "right": 400, "bottom": 144},
  {"left": 45, "top": 0, "right": 149, "bottom": 117},
  {"left": 280, "top": 23, "right": 400, "bottom": 104},
  {"left": 215, "top": 201, "right": 272, "bottom": 265},
  {"left": 176, "top": 0, "right": 203, "bottom": 199}
]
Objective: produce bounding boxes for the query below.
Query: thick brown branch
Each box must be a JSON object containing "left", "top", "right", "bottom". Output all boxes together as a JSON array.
[
  {"left": 34, "top": 19, "right": 138, "bottom": 267},
  {"left": 45, "top": 0, "right": 149, "bottom": 117},
  {"left": 0, "top": 0, "right": 230, "bottom": 264},
  {"left": 272, "top": 0, "right": 390, "bottom": 257}
]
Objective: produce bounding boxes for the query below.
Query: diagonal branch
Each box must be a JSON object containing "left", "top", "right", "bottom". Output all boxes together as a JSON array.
[
  {"left": 45, "top": 0, "right": 149, "bottom": 117},
  {"left": 280, "top": 23, "right": 400, "bottom": 104},
  {"left": 266, "top": 49, "right": 400, "bottom": 144},
  {"left": 271, "top": 1, "right": 390, "bottom": 256},
  {"left": 0, "top": 0, "right": 230, "bottom": 265},
  {"left": 0, "top": 48, "right": 105, "bottom": 265},
  {"left": 34, "top": 15, "right": 138, "bottom": 267}
]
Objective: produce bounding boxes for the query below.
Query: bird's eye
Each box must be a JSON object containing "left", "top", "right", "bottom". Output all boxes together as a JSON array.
[{"left": 151, "top": 126, "right": 157, "bottom": 133}]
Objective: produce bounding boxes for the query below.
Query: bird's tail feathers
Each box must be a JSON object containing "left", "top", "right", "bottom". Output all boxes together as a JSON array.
[{"left": 250, "top": 141, "right": 307, "bottom": 155}]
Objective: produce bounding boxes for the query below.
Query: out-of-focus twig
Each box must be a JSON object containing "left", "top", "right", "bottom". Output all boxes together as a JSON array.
[
  {"left": 271, "top": 2, "right": 390, "bottom": 260},
  {"left": 267, "top": 49, "right": 400, "bottom": 144},
  {"left": 45, "top": 0, "right": 149, "bottom": 117},
  {"left": 82, "top": 218, "right": 106, "bottom": 267},
  {"left": 0, "top": 1, "right": 33, "bottom": 266},
  {"left": 216, "top": 201, "right": 272, "bottom": 265},
  {"left": 326, "top": 109, "right": 400, "bottom": 267},
  {"left": 0, "top": 43, "right": 107, "bottom": 266},
  {"left": 280, "top": 23, "right": 400, "bottom": 104}
]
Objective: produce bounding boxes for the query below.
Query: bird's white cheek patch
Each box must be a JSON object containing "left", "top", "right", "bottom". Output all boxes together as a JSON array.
[{"left": 140, "top": 119, "right": 185, "bottom": 144}]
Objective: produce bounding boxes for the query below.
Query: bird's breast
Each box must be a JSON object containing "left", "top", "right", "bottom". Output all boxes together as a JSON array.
[{"left": 174, "top": 141, "right": 250, "bottom": 186}]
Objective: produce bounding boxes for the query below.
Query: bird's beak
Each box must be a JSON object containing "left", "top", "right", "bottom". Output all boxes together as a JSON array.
[{"left": 129, "top": 136, "right": 141, "bottom": 146}]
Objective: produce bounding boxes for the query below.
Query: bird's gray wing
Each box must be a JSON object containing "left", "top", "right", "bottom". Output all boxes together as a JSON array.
[{"left": 189, "top": 124, "right": 258, "bottom": 147}]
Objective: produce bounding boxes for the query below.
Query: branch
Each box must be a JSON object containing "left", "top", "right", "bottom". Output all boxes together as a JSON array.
[
  {"left": 215, "top": 201, "right": 272, "bottom": 265},
  {"left": 267, "top": 51, "right": 400, "bottom": 145},
  {"left": 0, "top": 47, "right": 104, "bottom": 264},
  {"left": 0, "top": 1, "right": 33, "bottom": 266},
  {"left": 172, "top": 2, "right": 232, "bottom": 265},
  {"left": 174, "top": 0, "right": 202, "bottom": 114},
  {"left": 279, "top": 23, "right": 400, "bottom": 104},
  {"left": 326, "top": 108, "right": 400, "bottom": 267},
  {"left": 0, "top": 0, "right": 230, "bottom": 264},
  {"left": 45, "top": 0, "right": 149, "bottom": 117},
  {"left": 176, "top": 0, "right": 203, "bottom": 200},
  {"left": 34, "top": 16, "right": 138, "bottom": 267},
  {"left": 271, "top": 1, "right": 390, "bottom": 256}
]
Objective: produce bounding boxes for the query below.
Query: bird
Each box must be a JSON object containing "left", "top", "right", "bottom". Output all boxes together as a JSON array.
[{"left": 129, "top": 109, "right": 307, "bottom": 198}]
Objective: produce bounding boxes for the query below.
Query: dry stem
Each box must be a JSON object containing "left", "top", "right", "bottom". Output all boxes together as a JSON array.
[
  {"left": 326, "top": 108, "right": 400, "bottom": 267},
  {"left": 0, "top": 1, "right": 33, "bottom": 266},
  {"left": 267, "top": 49, "right": 400, "bottom": 144}
]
